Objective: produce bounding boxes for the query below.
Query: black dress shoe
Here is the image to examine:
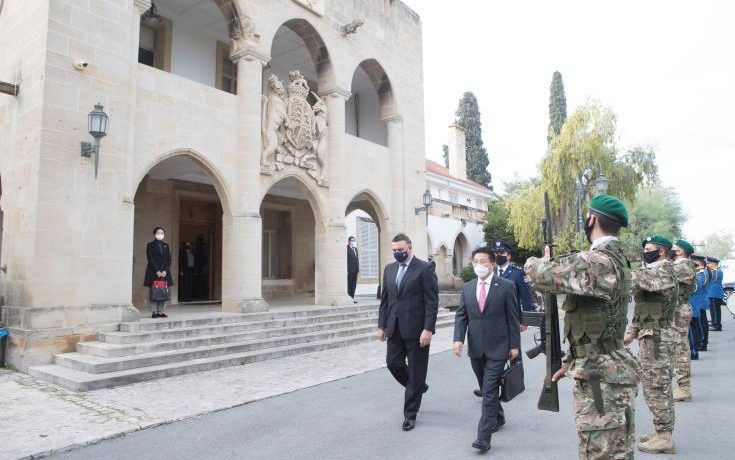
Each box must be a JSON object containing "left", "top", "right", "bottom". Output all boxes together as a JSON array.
[
  {"left": 402, "top": 418, "right": 415, "bottom": 431},
  {"left": 473, "top": 389, "right": 483, "bottom": 397},
  {"left": 691, "top": 352, "right": 699, "bottom": 360},
  {"left": 158, "top": 312, "right": 168, "bottom": 318},
  {"left": 472, "top": 439, "right": 491, "bottom": 451},
  {"left": 492, "top": 420, "right": 506, "bottom": 433},
  {"left": 152, "top": 313, "right": 158, "bottom": 318}
]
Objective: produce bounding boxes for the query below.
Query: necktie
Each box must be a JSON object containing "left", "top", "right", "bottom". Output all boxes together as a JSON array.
[
  {"left": 478, "top": 281, "right": 487, "bottom": 312},
  {"left": 396, "top": 263, "right": 407, "bottom": 288},
  {"left": 499, "top": 268, "right": 504, "bottom": 276}
]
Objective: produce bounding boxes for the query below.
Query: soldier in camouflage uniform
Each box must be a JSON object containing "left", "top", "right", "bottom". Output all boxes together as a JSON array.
[
  {"left": 624, "top": 234, "right": 678, "bottom": 454},
  {"left": 669, "top": 239, "right": 697, "bottom": 401},
  {"left": 525, "top": 195, "right": 640, "bottom": 460}
]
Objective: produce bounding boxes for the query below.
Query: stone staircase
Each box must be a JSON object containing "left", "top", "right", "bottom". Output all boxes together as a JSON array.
[{"left": 28, "top": 304, "right": 456, "bottom": 391}]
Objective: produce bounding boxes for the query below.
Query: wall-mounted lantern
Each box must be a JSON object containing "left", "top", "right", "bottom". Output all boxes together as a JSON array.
[{"left": 80, "top": 103, "right": 109, "bottom": 179}]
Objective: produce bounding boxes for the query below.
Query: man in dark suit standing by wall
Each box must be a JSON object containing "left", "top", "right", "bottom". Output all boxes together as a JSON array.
[
  {"left": 454, "top": 246, "right": 520, "bottom": 452},
  {"left": 347, "top": 236, "right": 359, "bottom": 303},
  {"left": 377, "top": 233, "right": 439, "bottom": 432}
]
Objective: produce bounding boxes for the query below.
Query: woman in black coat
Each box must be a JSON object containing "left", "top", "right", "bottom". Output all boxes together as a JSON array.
[{"left": 144, "top": 226, "right": 174, "bottom": 318}]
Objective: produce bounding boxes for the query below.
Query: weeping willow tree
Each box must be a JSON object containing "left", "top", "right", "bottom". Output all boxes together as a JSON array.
[{"left": 508, "top": 100, "right": 658, "bottom": 253}]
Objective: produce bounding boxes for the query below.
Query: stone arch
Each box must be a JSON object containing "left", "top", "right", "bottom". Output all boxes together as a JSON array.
[
  {"left": 261, "top": 169, "right": 326, "bottom": 225},
  {"left": 134, "top": 148, "right": 233, "bottom": 216},
  {"left": 353, "top": 59, "right": 397, "bottom": 119},
  {"left": 452, "top": 231, "right": 470, "bottom": 276},
  {"left": 267, "top": 18, "right": 335, "bottom": 93},
  {"left": 132, "top": 149, "right": 233, "bottom": 307},
  {"left": 345, "top": 59, "right": 396, "bottom": 145},
  {"left": 345, "top": 189, "right": 390, "bottom": 232}
]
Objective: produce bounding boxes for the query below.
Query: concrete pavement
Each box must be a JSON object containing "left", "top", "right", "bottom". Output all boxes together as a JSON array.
[{"left": 3, "top": 314, "right": 734, "bottom": 459}]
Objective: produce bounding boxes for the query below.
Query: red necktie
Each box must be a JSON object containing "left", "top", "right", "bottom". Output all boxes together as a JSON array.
[{"left": 478, "top": 281, "right": 487, "bottom": 312}]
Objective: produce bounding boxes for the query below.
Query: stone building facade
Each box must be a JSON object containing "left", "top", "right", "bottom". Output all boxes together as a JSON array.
[{"left": 0, "top": 0, "right": 427, "bottom": 371}]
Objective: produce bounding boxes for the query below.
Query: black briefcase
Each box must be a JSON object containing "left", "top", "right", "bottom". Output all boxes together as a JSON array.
[{"left": 500, "top": 358, "right": 525, "bottom": 402}]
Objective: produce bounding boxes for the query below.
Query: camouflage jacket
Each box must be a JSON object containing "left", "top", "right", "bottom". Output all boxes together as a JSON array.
[
  {"left": 630, "top": 260, "right": 678, "bottom": 336},
  {"left": 672, "top": 258, "right": 697, "bottom": 305},
  {"left": 524, "top": 247, "right": 619, "bottom": 300}
]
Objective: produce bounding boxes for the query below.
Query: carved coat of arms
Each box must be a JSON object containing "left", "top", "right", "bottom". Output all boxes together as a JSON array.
[{"left": 261, "top": 69, "right": 328, "bottom": 185}]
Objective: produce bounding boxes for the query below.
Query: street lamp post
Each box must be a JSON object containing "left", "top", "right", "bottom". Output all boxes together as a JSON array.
[{"left": 414, "top": 188, "right": 433, "bottom": 227}]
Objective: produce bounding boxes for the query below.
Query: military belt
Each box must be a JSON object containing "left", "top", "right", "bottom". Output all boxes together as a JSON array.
[{"left": 570, "top": 338, "right": 624, "bottom": 359}]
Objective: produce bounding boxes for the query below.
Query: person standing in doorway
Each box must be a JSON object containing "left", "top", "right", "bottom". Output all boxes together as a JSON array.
[
  {"left": 179, "top": 242, "right": 195, "bottom": 302},
  {"left": 347, "top": 236, "right": 359, "bottom": 303},
  {"left": 377, "top": 233, "right": 439, "bottom": 432},
  {"left": 453, "top": 246, "right": 520, "bottom": 452},
  {"left": 144, "top": 226, "right": 173, "bottom": 318}
]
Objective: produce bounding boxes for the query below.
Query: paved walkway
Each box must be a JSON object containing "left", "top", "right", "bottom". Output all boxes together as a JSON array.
[
  {"left": 0, "top": 321, "right": 455, "bottom": 460},
  {"left": 3, "top": 314, "right": 734, "bottom": 460}
]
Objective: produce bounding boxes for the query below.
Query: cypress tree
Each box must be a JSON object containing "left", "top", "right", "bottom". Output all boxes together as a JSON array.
[
  {"left": 455, "top": 92, "right": 491, "bottom": 185},
  {"left": 548, "top": 71, "right": 567, "bottom": 143},
  {"left": 442, "top": 144, "right": 449, "bottom": 167}
]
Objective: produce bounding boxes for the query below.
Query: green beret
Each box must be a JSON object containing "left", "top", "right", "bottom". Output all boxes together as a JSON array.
[
  {"left": 643, "top": 234, "right": 672, "bottom": 249},
  {"left": 673, "top": 239, "right": 694, "bottom": 254},
  {"left": 589, "top": 194, "right": 629, "bottom": 227}
]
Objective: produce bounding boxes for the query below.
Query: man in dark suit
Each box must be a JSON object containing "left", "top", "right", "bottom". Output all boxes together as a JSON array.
[
  {"left": 347, "top": 236, "right": 359, "bottom": 303},
  {"left": 454, "top": 246, "right": 520, "bottom": 452},
  {"left": 378, "top": 233, "right": 439, "bottom": 432}
]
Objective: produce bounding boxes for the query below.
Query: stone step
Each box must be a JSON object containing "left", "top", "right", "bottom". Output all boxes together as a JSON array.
[
  {"left": 59, "top": 317, "right": 456, "bottom": 374},
  {"left": 77, "top": 315, "right": 381, "bottom": 358},
  {"left": 121, "top": 304, "right": 380, "bottom": 332},
  {"left": 28, "top": 320, "right": 455, "bottom": 392},
  {"left": 101, "top": 310, "right": 381, "bottom": 344}
]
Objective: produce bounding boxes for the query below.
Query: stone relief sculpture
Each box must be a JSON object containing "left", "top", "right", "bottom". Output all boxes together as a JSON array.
[{"left": 261, "top": 70, "right": 329, "bottom": 186}]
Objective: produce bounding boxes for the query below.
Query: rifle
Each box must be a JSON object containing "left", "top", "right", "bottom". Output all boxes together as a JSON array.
[{"left": 524, "top": 191, "right": 563, "bottom": 412}]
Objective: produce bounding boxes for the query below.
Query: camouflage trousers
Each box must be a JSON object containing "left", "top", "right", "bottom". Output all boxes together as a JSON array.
[
  {"left": 673, "top": 303, "right": 693, "bottom": 388},
  {"left": 639, "top": 327, "right": 677, "bottom": 433},
  {"left": 571, "top": 351, "right": 639, "bottom": 459}
]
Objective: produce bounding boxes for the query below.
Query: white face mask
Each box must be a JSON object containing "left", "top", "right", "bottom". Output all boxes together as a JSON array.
[
  {"left": 473, "top": 264, "right": 491, "bottom": 279},
  {"left": 350, "top": 241, "right": 357, "bottom": 248},
  {"left": 155, "top": 233, "right": 164, "bottom": 241}
]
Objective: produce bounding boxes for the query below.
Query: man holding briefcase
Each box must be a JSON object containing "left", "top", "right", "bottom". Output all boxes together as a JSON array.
[{"left": 453, "top": 246, "right": 521, "bottom": 452}]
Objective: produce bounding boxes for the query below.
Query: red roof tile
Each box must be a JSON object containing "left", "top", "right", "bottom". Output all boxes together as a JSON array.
[{"left": 425, "top": 160, "right": 489, "bottom": 190}]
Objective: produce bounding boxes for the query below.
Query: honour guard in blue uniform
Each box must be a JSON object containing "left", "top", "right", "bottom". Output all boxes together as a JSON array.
[
  {"left": 689, "top": 255, "right": 709, "bottom": 358},
  {"left": 706, "top": 257, "right": 724, "bottom": 331}
]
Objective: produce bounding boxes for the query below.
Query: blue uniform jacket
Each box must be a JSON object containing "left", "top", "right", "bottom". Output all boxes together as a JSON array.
[
  {"left": 706, "top": 268, "right": 724, "bottom": 299},
  {"left": 496, "top": 263, "right": 534, "bottom": 312},
  {"left": 689, "top": 270, "right": 710, "bottom": 311}
]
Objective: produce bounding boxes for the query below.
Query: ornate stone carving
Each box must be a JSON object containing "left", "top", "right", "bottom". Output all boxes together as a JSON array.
[
  {"left": 261, "top": 70, "right": 328, "bottom": 185},
  {"left": 229, "top": 13, "right": 257, "bottom": 43}
]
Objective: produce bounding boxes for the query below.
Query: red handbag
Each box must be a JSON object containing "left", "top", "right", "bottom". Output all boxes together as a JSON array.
[{"left": 152, "top": 280, "right": 167, "bottom": 289}]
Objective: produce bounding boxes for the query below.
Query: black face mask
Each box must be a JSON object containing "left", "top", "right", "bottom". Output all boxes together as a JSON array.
[
  {"left": 494, "top": 255, "right": 508, "bottom": 266},
  {"left": 583, "top": 217, "right": 594, "bottom": 244},
  {"left": 668, "top": 249, "right": 678, "bottom": 260},
  {"left": 642, "top": 249, "right": 661, "bottom": 265}
]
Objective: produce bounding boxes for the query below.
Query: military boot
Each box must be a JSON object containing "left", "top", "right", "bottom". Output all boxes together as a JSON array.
[
  {"left": 639, "top": 432, "right": 657, "bottom": 443},
  {"left": 673, "top": 386, "right": 692, "bottom": 402},
  {"left": 638, "top": 431, "right": 676, "bottom": 454}
]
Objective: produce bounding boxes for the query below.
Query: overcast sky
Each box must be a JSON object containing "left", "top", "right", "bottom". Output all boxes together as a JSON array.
[{"left": 402, "top": 0, "right": 734, "bottom": 244}]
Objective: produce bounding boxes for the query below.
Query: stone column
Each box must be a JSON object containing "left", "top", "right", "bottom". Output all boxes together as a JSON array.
[
  {"left": 221, "top": 45, "right": 270, "bottom": 312},
  {"left": 314, "top": 87, "right": 353, "bottom": 306},
  {"left": 384, "top": 115, "right": 405, "bottom": 233}
]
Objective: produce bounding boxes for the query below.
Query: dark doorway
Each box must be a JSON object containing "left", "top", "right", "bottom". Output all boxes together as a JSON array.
[{"left": 178, "top": 198, "right": 223, "bottom": 303}]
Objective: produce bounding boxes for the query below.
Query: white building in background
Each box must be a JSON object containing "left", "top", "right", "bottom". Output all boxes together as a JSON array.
[{"left": 345, "top": 124, "right": 496, "bottom": 292}]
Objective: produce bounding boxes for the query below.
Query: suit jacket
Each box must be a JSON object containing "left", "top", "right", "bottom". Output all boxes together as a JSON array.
[
  {"left": 144, "top": 240, "right": 173, "bottom": 287},
  {"left": 378, "top": 256, "right": 439, "bottom": 340},
  {"left": 497, "top": 263, "right": 533, "bottom": 312},
  {"left": 453, "top": 275, "right": 521, "bottom": 360},
  {"left": 347, "top": 245, "right": 360, "bottom": 274}
]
